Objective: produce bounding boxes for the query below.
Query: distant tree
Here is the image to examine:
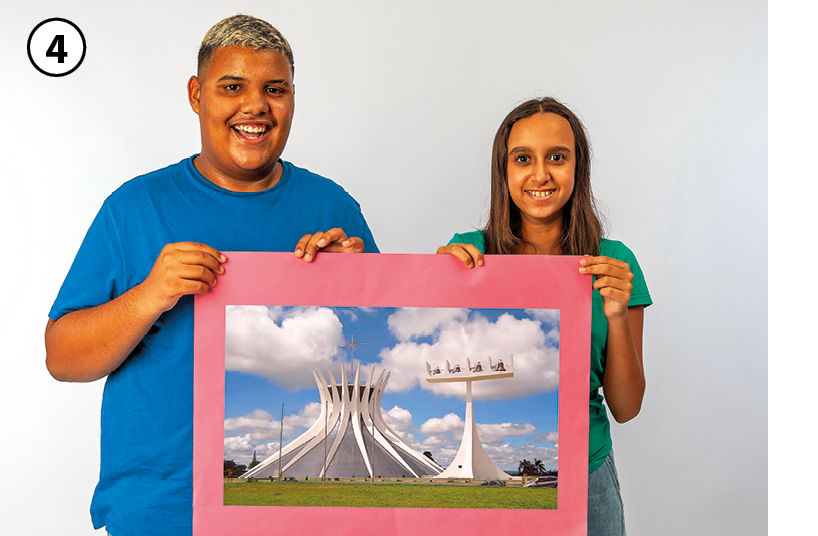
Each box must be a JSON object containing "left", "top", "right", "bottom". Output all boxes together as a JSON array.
[
  {"left": 248, "top": 450, "right": 260, "bottom": 469},
  {"left": 518, "top": 459, "right": 536, "bottom": 476},
  {"left": 516, "top": 458, "right": 548, "bottom": 476},
  {"left": 423, "top": 451, "right": 436, "bottom": 463},
  {"left": 224, "top": 459, "right": 250, "bottom": 476},
  {"left": 224, "top": 459, "right": 237, "bottom": 477}
]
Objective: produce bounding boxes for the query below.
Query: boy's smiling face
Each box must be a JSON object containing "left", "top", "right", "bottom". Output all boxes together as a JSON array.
[{"left": 188, "top": 46, "right": 294, "bottom": 192}]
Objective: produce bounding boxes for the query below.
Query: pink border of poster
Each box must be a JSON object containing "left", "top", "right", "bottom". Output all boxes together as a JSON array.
[{"left": 194, "top": 252, "right": 591, "bottom": 535}]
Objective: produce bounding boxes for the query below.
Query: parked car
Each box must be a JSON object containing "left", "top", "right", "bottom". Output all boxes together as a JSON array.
[
  {"left": 479, "top": 480, "right": 506, "bottom": 487},
  {"left": 523, "top": 475, "right": 558, "bottom": 488}
]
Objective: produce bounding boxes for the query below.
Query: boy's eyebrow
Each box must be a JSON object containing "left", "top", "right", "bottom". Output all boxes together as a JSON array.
[{"left": 215, "top": 75, "right": 291, "bottom": 86}]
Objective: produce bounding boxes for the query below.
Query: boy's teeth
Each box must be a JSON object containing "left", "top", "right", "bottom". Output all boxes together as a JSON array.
[{"left": 234, "top": 125, "right": 267, "bottom": 133}]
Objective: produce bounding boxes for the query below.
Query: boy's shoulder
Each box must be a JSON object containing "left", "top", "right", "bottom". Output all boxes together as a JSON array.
[
  {"left": 105, "top": 157, "right": 192, "bottom": 202},
  {"left": 281, "top": 161, "right": 355, "bottom": 194}
]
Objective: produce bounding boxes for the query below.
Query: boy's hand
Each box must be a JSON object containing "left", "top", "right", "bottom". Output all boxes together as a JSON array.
[
  {"left": 294, "top": 228, "right": 364, "bottom": 262},
  {"left": 46, "top": 241, "right": 227, "bottom": 383},
  {"left": 140, "top": 242, "right": 226, "bottom": 312}
]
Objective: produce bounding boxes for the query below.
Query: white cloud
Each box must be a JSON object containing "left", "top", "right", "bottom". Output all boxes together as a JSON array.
[
  {"left": 526, "top": 309, "right": 559, "bottom": 344},
  {"left": 337, "top": 309, "right": 358, "bottom": 322},
  {"left": 418, "top": 413, "right": 464, "bottom": 435},
  {"left": 224, "top": 409, "right": 276, "bottom": 433},
  {"left": 225, "top": 306, "right": 346, "bottom": 389},
  {"left": 283, "top": 402, "right": 322, "bottom": 428},
  {"left": 375, "top": 341, "right": 435, "bottom": 392},
  {"left": 224, "top": 431, "right": 280, "bottom": 465},
  {"left": 525, "top": 309, "right": 560, "bottom": 325},
  {"left": 224, "top": 403, "right": 326, "bottom": 464},
  {"left": 477, "top": 422, "right": 537, "bottom": 445},
  {"left": 378, "top": 309, "right": 559, "bottom": 400},
  {"left": 382, "top": 405, "right": 415, "bottom": 436},
  {"left": 387, "top": 307, "right": 469, "bottom": 341}
]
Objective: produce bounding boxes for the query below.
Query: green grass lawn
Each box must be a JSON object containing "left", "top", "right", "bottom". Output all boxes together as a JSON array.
[{"left": 224, "top": 480, "right": 557, "bottom": 509}]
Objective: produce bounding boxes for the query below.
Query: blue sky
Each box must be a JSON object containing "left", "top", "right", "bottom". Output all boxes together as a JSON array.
[{"left": 224, "top": 306, "right": 559, "bottom": 472}]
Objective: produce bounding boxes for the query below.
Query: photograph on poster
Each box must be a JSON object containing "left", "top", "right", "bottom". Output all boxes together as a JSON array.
[{"left": 223, "top": 305, "right": 559, "bottom": 509}]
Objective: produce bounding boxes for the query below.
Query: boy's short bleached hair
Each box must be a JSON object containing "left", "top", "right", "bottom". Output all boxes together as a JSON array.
[{"left": 198, "top": 14, "right": 294, "bottom": 77}]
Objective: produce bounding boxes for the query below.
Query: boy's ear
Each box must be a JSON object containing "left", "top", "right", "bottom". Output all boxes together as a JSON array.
[{"left": 188, "top": 76, "right": 201, "bottom": 115}]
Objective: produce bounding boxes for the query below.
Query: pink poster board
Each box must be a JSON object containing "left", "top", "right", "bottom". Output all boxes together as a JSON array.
[{"left": 194, "top": 252, "right": 591, "bottom": 535}]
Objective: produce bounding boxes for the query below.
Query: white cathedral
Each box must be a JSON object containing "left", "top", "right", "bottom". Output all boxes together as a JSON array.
[{"left": 241, "top": 362, "right": 443, "bottom": 479}]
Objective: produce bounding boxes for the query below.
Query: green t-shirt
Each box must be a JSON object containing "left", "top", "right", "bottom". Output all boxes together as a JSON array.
[{"left": 448, "top": 231, "right": 652, "bottom": 473}]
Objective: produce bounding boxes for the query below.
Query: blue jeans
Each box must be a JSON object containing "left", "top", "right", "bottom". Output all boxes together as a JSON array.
[{"left": 587, "top": 450, "right": 626, "bottom": 536}]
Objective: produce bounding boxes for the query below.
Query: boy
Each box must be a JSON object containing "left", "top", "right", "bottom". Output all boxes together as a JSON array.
[{"left": 46, "top": 15, "right": 377, "bottom": 536}]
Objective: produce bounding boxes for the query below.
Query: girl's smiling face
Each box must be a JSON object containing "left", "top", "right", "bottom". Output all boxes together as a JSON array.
[{"left": 506, "top": 112, "right": 576, "bottom": 231}]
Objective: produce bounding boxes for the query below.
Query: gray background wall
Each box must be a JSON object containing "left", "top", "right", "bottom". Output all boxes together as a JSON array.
[{"left": 1, "top": 1, "right": 772, "bottom": 534}]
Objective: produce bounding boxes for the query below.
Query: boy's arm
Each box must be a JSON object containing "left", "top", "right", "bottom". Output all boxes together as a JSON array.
[{"left": 46, "top": 242, "right": 225, "bottom": 382}]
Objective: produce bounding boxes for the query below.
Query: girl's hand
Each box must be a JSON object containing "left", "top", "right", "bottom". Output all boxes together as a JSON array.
[
  {"left": 294, "top": 228, "right": 365, "bottom": 262},
  {"left": 579, "top": 256, "right": 634, "bottom": 320},
  {"left": 436, "top": 243, "right": 484, "bottom": 268}
]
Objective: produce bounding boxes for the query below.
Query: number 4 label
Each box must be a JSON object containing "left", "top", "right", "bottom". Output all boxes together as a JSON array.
[
  {"left": 46, "top": 35, "right": 67, "bottom": 64},
  {"left": 28, "top": 18, "right": 86, "bottom": 77}
]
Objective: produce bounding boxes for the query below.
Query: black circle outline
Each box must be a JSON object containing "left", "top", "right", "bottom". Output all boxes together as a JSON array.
[{"left": 27, "top": 18, "right": 87, "bottom": 77}]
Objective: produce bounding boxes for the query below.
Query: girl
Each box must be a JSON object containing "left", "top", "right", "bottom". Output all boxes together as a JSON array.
[{"left": 437, "top": 97, "right": 651, "bottom": 536}]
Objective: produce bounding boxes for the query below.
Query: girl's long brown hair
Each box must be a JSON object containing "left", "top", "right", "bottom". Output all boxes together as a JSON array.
[{"left": 484, "top": 97, "right": 604, "bottom": 256}]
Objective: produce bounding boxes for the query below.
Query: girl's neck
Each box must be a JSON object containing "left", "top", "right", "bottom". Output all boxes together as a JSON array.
[{"left": 519, "top": 216, "right": 563, "bottom": 255}]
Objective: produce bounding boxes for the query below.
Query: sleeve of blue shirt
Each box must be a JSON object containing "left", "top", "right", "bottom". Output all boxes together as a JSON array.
[{"left": 49, "top": 199, "right": 126, "bottom": 320}]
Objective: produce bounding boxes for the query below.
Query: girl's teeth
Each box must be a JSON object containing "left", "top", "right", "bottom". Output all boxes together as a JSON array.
[{"left": 528, "top": 190, "right": 553, "bottom": 197}]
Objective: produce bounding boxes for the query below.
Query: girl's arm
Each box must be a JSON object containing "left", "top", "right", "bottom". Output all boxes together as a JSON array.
[
  {"left": 602, "top": 305, "right": 645, "bottom": 423},
  {"left": 580, "top": 256, "right": 645, "bottom": 423}
]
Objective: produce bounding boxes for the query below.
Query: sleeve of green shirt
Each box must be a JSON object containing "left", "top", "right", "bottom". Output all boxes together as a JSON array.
[
  {"left": 600, "top": 239, "right": 652, "bottom": 308},
  {"left": 447, "top": 231, "right": 486, "bottom": 251}
]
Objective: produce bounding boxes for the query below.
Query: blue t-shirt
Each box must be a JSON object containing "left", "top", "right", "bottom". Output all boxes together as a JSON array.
[{"left": 49, "top": 156, "right": 378, "bottom": 536}]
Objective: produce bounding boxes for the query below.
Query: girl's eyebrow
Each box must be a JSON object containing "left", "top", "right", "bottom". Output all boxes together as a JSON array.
[{"left": 508, "top": 145, "right": 573, "bottom": 154}]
